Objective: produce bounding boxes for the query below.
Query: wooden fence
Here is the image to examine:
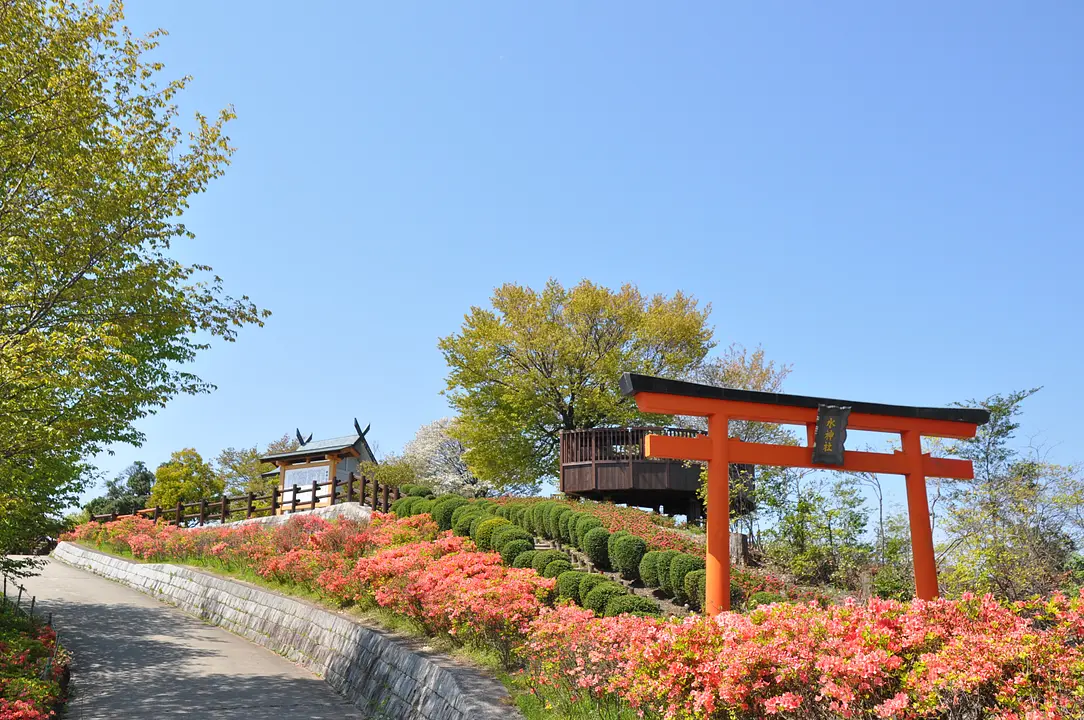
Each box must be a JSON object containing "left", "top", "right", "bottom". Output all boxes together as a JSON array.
[{"left": 90, "top": 472, "right": 399, "bottom": 526}]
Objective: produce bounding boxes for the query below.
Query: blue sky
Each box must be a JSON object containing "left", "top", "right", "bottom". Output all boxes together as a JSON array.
[{"left": 89, "top": 2, "right": 1083, "bottom": 508}]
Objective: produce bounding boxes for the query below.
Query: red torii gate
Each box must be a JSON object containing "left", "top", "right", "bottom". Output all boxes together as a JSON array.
[{"left": 620, "top": 373, "right": 990, "bottom": 615}]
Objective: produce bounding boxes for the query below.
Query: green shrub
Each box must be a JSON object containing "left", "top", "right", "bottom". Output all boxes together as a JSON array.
[
  {"left": 468, "top": 513, "right": 494, "bottom": 540},
  {"left": 510, "top": 505, "right": 528, "bottom": 528},
  {"left": 582, "top": 527, "right": 611, "bottom": 569},
  {"left": 685, "top": 569, "right": 707, "bottom": 611},
  {"left": 583, "top": 581, "right": 628, "bottom": 615},
  {"left": 528, "top": 502, "right": 553, "bottom": 535},
  {"left": 558, "top": 511, "right": 576, "bottom": 543},
  {"left": 500, "top": 539, "right": 534, "bottom": 566},
  {"left": 604, "top": 594, "right": 661, "bottom": 617},
  {"left": 607, "top": 530, "right": 630, "bottom": 558},
  {"left": 654, "top": 551, "right": 680, "bottom": 595},
  {"left": 748, "top": 591, "right": 785, "bottom": 610},
  {"left": 556, "top": 571, "right": 588, "bottom": 603},
  {"left": 669, "top": 553, "right": 705, "bottom": 604},
  {"left": 639, "top": 551, "right": 662, "bottom": 587},
  {"left": 431, "top": 496, "right": 468, "bottom": 531},
  {"left": 389, "top": 497, "right": 414, "bottom": 515},
  {"left": 473, "top": 517, "right": 511, "bottom": 551},
  {"left": 531, "top": 549, "right": 569, "bottom": 574},
  {"left": 548, "top": 506, "right": 572, "bottom": 540},
  {"left": 451, "top": 503, "right": 481, "bottom": 527},
  {"left": 412, "top": 499, "right": 434, "bottom": 517},
  {"left": 573, "top": 515, "right": 603, "bottom": 548},
  {"left": 401, "top": 484, "right": 430, "bottom": 497},
  {"left": 543, "top": 559, "right": 573, "bottom": 578},
  {"left": 453, "top": 510, "right": 484, "bottom": 537},
  {"left": 491, "top": 525, "right": 533, "bottom": 552},
  {"left": 512, "top": 550, "right": 538, "bottom": 569},
  {"left": 611, "top": 534, "right": 647, "bottom": 580},
  {"left": 495, "top": 505, "right": 510, "bottom": 519},
  {"left": 578, "top": 574, "right": 607, "bottom": 604}
]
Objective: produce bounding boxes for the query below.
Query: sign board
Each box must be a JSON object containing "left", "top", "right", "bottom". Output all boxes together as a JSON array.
[
  {"left": 812, "top": 405, "right": 851, "bottom": 466},
  {"left": 284, "top": 464, "right": 329, "bottom": 488}
]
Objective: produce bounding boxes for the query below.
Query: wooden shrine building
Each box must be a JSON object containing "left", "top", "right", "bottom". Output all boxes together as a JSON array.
[{"left": 259, "top": 421, "right": 377, "bottom": 504}]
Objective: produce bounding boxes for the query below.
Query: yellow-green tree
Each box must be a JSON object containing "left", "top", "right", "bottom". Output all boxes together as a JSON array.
[
  {"left": 0, "top": 1, "right": 266, "bottom": 568},
  {"left": 439, "top": 280, "right": 714, "bottom": 492},
  {"left": 149, "top": 450, "right": 223, "bottom": 510},
  {"left": 216, "top": 434, "right": 298, "bottom": 496}
]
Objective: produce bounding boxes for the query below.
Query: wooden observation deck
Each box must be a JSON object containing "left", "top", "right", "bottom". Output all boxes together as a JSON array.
[{"left": 559, "top": 427, "right": 709, "bottom": 519}]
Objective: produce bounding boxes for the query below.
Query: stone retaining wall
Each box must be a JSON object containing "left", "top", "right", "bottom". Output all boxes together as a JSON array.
[{"left": 53, "top": 542, "right": 517, "bottom": 720}]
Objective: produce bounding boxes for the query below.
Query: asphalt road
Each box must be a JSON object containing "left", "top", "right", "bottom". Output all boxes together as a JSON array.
[{"left": 19, "top": 557, "right": 368, "bottom": 719}]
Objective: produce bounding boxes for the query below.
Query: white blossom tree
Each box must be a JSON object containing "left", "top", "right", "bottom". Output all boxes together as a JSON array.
[{"left": 402, "top": 418, "right": 495, "bottom": 497}]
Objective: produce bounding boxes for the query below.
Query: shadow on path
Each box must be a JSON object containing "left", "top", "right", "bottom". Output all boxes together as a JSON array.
[{"left": 21, "top": 559, "right": 367, "bottom": 719}]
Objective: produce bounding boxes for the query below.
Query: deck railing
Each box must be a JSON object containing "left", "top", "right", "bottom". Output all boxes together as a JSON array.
[
  {"left": 560, "top": 426, "right": 701, "bottom": 465},
  {"left": 2, "top": 572, "right": 62, "bottom": 680},
  {"left": 90, "top": 472, "right": 398, "bottom": 526}
]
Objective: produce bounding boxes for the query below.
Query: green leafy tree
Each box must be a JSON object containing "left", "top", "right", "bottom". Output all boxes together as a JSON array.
[
  {"left": 939, "top": 390, "right": 1083, "bottom": 599},
  {"left": 0, "top": 1, "right": 266, "bottom": 569},
  {"left": 440, "top": 279, "right": 714, "bottom": 492},
  {"left": 360, "top": 454, "right": 418, "bottom": 490},
  {"left": 148, "top": 449, "right": 223, "bottom": 510},
  {"left": 84, "top": 462, "right": 156, "bottom": 516}
]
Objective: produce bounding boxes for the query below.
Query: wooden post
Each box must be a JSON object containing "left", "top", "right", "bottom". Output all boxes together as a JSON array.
[
  {"left": 382, "top": 484, "right": 389, "bottom": 513},
  {"left": 270, "top": 487, "right": 279, "bottom": 516},
  {"left": 29, "top": 596, "right": 35, "bottom": 621},
  {"left": 220, "top": 495, "right": 229, "bottom": 523},
  {"left": 199, "top": 499, "right": 207, "bottom": 526},
  {"left": 246, "top": 492, "right": 255, "bottom": 518},
  {"left": 291, "top": 485, "right": 299, "bottom": 514},
  {"left": 175, "top": 502, "right": 184, "bottom": 526},
  {"left": 329, "top": 477, "right": 337, "bottom": 506},
  {"left": 310, "top": 480, "right": 319, "bottom": 511},
  {"left": 360, "top": 474, "right": 367, "bottom": 503},
  {"left": 152, "top": 506, "right": 161, "bottom": 523},
  {"left": 371, "top": 476, "right": 378, "bottom": 510},
  {"left": 110, "top": 512, "right": 117, "bottom": 522},
  {"left": 393, "top": 486, "right": 401, "bottom": 501},
  {"left": 346, "top": 473, "right": 355, "bottom": 503},
  {"left": 705, "top": 412, "right": 732, "bottom": 615},
  {"left": 902, "top": 429, "right": 939, "bottom": 600}
]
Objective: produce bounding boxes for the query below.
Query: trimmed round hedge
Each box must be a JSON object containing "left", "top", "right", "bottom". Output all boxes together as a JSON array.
[
  {"left": 578, "top": 574, "right": 607, "bottom": 604},
  {"left": 473, "top": 517, "right": 511, "bottom": 551},
  {"left": 654, "top": 551, "right": 680, "bottom": 595},
  {"left": 611, "top": 534, "right": 647, "bottom": 580},
  {"left": 543, "top": 559, "right": 573, "bottom": 578},
  {"left": 453, "top": 510, "right": 483, "bottom": 537},
  {"left": 639, "top": 551, "right": 663, "bottom": 587},
  {"left": 604, "top": 594, "right": 661, "bottom": 617},
  {"left": 431, "top": 496, "right": 468, "bottom": 531},
  {"left": 557, "top": 571, "right": 588, "bottom": 603},
  {"left": 573, "top": 515, "right": 603, "bottom": 548},
  {"left": 491, "top": 525, "right": 532, "bottom": 552},
  {"left": 451, "top": 503, "right": 481, "bottom": 528},
  {"left": 558, "top": 512, "right": 576, "bottom": 543},
  {"left": 583, "top": 581, "right": 628, "bottom": 615},
  {"left": 582, "top": 527, "right": 611, "bottom": 570},
  {"left": 669, "top": 553, "right": 705, "bottom": 604},
  {"left": 512, "top": 550, "right": 539, "bottom": 569},
  {"left": 412, "top": 499, "right": 434, "bottom": 516},
  {"left": 468, "top": 513, "right": 494, "bottom": 540},
  {"left": 531, "top": 549, "right": 569, "bottom": 574},
  {"left": 684, "top": 569, "right": 707, "bottom": 611},
  {"left": 389, "top": 496, "right": 415, "bottom": 515},
  {"left": 548, "top": 506, "right": 572, "bottom": 540},
  {"left": 607, "top": 530, "right": 630, "bottom": 558},
  {"left": 500, "top": 539, "right": 534, "bottom": 566},
  {"left": 400, "top": 484, "right": 431, "bottom": 497}
]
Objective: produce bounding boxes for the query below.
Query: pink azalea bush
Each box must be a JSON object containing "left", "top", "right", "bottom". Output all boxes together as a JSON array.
[
  {"left": 66, "top": 514, "right": 1084, "bottom": 718},
  {"left": 0, "top": 614, "right": 69, "bottom": 719}
]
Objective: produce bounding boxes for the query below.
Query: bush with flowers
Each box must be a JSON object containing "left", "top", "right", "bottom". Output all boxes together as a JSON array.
[
  {"left": 0, "top": 609, "right": 69, "bottom": 720},
  {"left": 64, "top": 510, "right": 1084, "bottom": 719}
]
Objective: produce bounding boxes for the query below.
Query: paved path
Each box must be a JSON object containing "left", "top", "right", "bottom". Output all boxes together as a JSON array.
[{"left": 20, "top": 557, "right": 367, "bottom": 719}]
